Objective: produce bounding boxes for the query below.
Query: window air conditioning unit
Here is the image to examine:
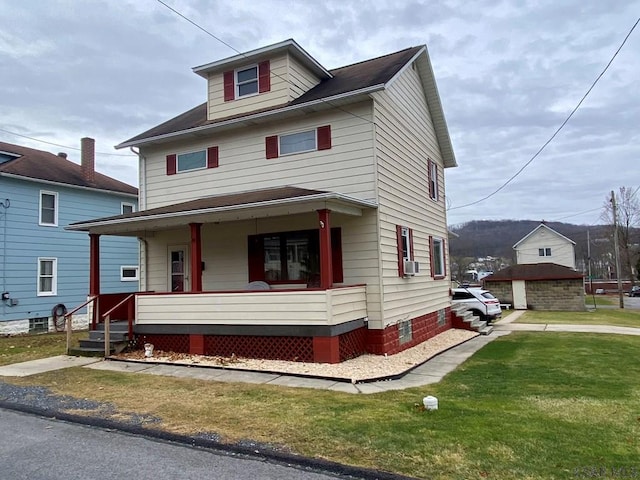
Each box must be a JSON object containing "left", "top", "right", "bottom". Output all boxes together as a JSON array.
[{"left": 404, "top": 260, "right": 420, "bottom": 276}]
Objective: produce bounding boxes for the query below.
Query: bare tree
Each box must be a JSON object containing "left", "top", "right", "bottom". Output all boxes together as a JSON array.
[{"left": 601, "top": 186, "right": 640, "bottom": 284}]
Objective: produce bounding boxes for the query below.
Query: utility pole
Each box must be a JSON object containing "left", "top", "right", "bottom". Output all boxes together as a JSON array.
[
  {"left": 611, "top": 190, "right": 624, "bottom": 309},
  {"left": 587, "top": 229, "right": 593, "bottom": 294}
]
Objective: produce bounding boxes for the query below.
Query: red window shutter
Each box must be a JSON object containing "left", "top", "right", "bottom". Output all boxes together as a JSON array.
[
  {"left": 396, "top": 225, "right": 404, "bottom": 277},
  {"left": 265, "top": 135, "right": 279, "bottom": 159},
  {"left": 223, "top": 70, "right": 235, "bottom": 101},
  {"left": 258, "top": 61, "right": 270, "bottom": 93},
  {"left": 247, "top": 235, "right": 264, "bottom": 282},
  {"left": 427, "top": 158, "right": 434, "bottom": 199},
  {"left": 207, "top": 146, "right": 219, "bottom": 169},
  {"left": 331, "top": 228, "right": 343, "bottom": 283},
  {"left": 429, "top": 236, "right": 435, "bottom": 278},
  {"left": 317, "top": 125, "right": 331, "bottom": 150},
  {"left": 166, "top": 154, "right": 176, "bottom": 176},
  {"left": 409, "top": 228, "right": 414, "bottom": 261}
]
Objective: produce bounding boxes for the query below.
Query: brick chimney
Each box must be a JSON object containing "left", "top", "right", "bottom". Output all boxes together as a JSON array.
[
  {"left": 57, "top": 152, "right": 67, "bottom": 159},
  {"left": 81, "top": 137, "right": 95, "bottom": 183}
]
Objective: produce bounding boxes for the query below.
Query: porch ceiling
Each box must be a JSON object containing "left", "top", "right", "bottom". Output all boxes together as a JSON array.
[{"left": 66, "top": 186, "right": 378, "bottom": 236}]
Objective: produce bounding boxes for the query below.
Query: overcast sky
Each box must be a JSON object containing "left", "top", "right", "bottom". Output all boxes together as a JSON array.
[{"left": 1, "top": 0, "right": 638, "bottom": 226}]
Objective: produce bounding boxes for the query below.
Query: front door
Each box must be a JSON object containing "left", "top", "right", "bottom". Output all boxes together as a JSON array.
[
  {"left": 169, "top": 246, "right": 189, "bottom": 292},
  {"left": 512, "top": 280, "right": 527, "bottom": 310}
]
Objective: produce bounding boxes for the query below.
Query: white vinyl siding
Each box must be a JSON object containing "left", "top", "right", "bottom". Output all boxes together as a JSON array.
[
  {"left": 142, "top": 102, "right": 376, "bottom": 210},
  {"left": 373, "top": 63, "right": 450, "bottom": 327},
  {"left": 515, "top": 230, "right": 576, "bottom": 269}
]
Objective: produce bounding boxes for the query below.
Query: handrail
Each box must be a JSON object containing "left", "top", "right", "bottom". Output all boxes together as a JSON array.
[
  {"left": 64, "top": 295, "right": 98, "bottom": 355},
  {"left": 100, "top": 293, "right": 137, "bottom": 345}
]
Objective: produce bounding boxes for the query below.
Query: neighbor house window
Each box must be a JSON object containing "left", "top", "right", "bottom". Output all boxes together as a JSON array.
[
  {"left": 265, "top": 125, "right": 331, "bottom": 159},
  {"left": 428, "top": 159, "right": 438, "bottom": 200},
  {"left": 430, "top": 236, "right": 446, "bottom": 278},
  {"left": 37, "top": 258, "right": 57, "bottom": 296},
  {"left": 39, "top": 191, "right": 58, "bottom": 226},
  {"left": 539, "top": 248, "right": 552, "bottom": 257},
  {"left": 121, "top": 202, "right": 135, "bottom": 215},
  {"left": 120, "top": 266, "right": 139, "bottom": 281},
  {"left": 166, "top": 146, "right": 218, "bottom": 175},
  {"left": 248, "top": 228, "right": 343, "bottom": 284}
]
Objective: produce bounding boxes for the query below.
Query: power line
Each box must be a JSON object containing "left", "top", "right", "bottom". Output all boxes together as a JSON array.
[
  {"left": 448, "top": 16, "right": 640, "bottom": 212},
  {"left": 154, "top": 0, "right": 376, "bottom": 126},
  {"left": 552, "top": 207, "right": 603, "bottom": 222},
  {"left": 0, "top": 127, "right": 136, "bottom": 157}
]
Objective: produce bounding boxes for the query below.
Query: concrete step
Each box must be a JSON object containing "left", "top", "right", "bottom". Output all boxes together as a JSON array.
[
  {"left": 88, "top": 331, "right": 128, "bottom": 342},
  {"left": 479, "top": 325, "right": 494, "bottom": 335},
  {"left": 94, "top": 321, "right": 130, "bottom": 332}
]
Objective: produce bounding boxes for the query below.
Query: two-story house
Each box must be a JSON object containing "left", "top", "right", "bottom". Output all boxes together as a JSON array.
[
  {"left": 513, "top": 223, "right": 576, "bottom": 269},
  {"left": 68, "top": 39, "right": 458, "bottom": 363},
  {"left": 0, "top": 138, "right": 139, "bottom": 334}
]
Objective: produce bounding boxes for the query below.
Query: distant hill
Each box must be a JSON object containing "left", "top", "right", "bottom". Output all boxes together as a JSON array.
[{"left": 448, "top": 220, "right": 611, "bottom": 264}]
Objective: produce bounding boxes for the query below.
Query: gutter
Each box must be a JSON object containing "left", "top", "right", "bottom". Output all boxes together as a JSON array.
[
  {"left": 115, "top": 84, "right": 385, "bottom": 149},
  {"left": 0, "top": 172, "right": 137, "bottom": 199}
]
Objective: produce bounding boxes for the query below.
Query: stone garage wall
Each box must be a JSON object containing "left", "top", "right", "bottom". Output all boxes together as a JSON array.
[{"left": 526, "top": 279, "right": 585, "bottom": 311}]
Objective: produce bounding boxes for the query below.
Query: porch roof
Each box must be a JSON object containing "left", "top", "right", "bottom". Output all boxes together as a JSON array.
[{"left": 66, "top": 186, "right": 378, "bottom": 235}]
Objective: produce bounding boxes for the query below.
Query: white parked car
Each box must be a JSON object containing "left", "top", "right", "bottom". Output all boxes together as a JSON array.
[{"left": 452, "top": 287, "right": 502, "bottom": 322}]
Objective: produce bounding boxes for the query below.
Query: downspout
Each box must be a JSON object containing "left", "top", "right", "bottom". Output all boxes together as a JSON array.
[
  {"left": 1, "top": 199, "right": 10, "bottom": 314},
  {"left": 137, "top": 237, "right": 148, "bottom": 292},
  {"left": 131, "top": 146, "right": 147, "bottom": 291}
]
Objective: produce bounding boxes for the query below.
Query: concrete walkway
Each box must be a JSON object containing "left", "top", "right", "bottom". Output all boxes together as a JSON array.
[{"left": 2, "top": 313, "right": 639, "bottom": 393}]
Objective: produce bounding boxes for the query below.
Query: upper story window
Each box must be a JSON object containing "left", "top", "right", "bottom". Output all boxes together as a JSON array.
[
  {"left": 266, "top": 125, "right": 331, "bottom": 159},
  {"left": 539, "top": 247, "right": 552, "bottom": 257},
  {"left": 428, "top": 159, "right": 439, "bottom": 201},
  {"left": 121, "top": 202, "right": 135, "bottom": 215},
  {"left": 236, "top": 65, "right": 258, "bottom": 97},
  {"left": 39, "top": 191, "right": 58, "bottom": 226},
  {"left": 166, "top": 146, "right": 219, "bottom": 175},
  {"left": 280, "top": 130, "right": 316, "bottom": 155},
  {"left": 224, "top": 61, "right": 271, "bottom": 102},
  {"left": 37, "top": 257, "right": 57, "bottom": 296}
]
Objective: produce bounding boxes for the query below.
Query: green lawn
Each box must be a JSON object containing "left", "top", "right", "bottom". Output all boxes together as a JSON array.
[
  {"left": 0, "top": 331, "right": 85, "bottom": 366},
  {"left": 515, "top": 309, "right": 640, "bottom": 327},
  {"left": 3, "top": 331, "right": 639, "bottom": 479}
]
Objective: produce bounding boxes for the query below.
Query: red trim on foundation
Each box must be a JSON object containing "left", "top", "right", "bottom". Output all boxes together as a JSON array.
[
  {"left": 89, "top": 233, "right": 100, "bottom": 296},
  {"left": 318, "top": 209, "right": 333, "bottom": 289},
  {"left": 190, "top": 223, "right": 202, "bottom": 292},
  {"left": 313, "top": 336, "right": 340, "bottom": 363}
]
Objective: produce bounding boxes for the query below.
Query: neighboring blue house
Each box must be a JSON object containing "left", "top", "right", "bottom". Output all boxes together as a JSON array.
[{"left": 0, "top": 137, "right": 139, "bottom": 334}]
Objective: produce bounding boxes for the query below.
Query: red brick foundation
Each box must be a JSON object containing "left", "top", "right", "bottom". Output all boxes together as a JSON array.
[{"left": 366, "top": 307, "right": 452, "bottom": 355}]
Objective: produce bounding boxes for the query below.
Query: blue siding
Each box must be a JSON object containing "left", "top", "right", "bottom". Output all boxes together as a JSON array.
[{"left": 0, "top": 176, "right": 138, "bottom": 322}]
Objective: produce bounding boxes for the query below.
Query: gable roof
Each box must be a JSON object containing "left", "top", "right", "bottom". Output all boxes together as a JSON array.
[
  {"left": 116, "top": 43, "right": 456, "bottom": 168},
  {"left": 0, "top": 141, "right": 138, "bottom": 196},
  {"left": 513, "top": 223, "right": 576, "bottom": 249},
  {"left": 484, "top": 263, "right": 583, "bottom": 281}
]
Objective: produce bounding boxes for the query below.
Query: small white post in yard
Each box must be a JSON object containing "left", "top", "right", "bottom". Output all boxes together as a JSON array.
[{"left": 104, "top": 315, "right": 111, "bottom": 358}]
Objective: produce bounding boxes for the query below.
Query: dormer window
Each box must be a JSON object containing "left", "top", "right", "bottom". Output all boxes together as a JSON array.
[
  {"left": 224, "top": 61, "right": 271, "bottom": 102},
  {"left": 236, "top": 65, "right": 258, "bottom": 97}
]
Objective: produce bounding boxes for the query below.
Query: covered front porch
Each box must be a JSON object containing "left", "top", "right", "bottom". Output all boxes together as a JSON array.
[{"left": 68, "top": 187, "right": 378, "bottom": 363}]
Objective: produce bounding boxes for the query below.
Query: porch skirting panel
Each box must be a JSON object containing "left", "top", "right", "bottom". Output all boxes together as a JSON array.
[
  {"left": 134, "top": 318, "right": 368, "bottom": 363},
  {"left": 366, "top": 307, "right": 452, "bottom": 356}
]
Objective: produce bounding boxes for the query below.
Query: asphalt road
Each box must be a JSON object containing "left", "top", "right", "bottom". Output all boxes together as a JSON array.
[{"left": 0, "top": 408, "right": 347, "bottom": 480}]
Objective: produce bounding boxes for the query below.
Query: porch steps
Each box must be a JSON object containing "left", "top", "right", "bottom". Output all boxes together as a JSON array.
[
  {"left": 451, "top": 305, "right": 493, "bottom": 335},
  {"left": 68, "top": 321, "right": 131, "bottom": 357}
]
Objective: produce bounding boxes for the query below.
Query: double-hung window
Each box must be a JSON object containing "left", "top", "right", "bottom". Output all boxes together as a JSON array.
[
  {"left": 166, "top": 146, "right": 219, "bottom": 175},
  {"left": 37, "top": 258, "right": 57, "bottom": 296},
  {"left": 280, "top": 130, "right": 317, "bottom": 155},
  {"left": 39, "top": 191, "right": 58, "bottom": 226},
  {"left": 236, "top": 65, "right": 258, "bottom": 97},
  {"left": 430, "top": 236, "right": 446, "bottom": 278},
  {"left": 428, "top": 159, "right": 438, "bottom": 201},
  {"left": 396, "top": 225, "right": 414, "bottom": 277},
  {"left": 539, "top": 248, "right": 552, "bottom": 257}
]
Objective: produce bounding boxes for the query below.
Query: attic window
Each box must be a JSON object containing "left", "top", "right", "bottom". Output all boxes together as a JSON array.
[
  {"left": 0, "top": 151, "right": 20, "bottom": 164},
  {"left": 539, "top": 248, "right": 552, "bottom": 257},
  {"left": 236, "top": 65, "right": 258, "bottom": 97}
]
